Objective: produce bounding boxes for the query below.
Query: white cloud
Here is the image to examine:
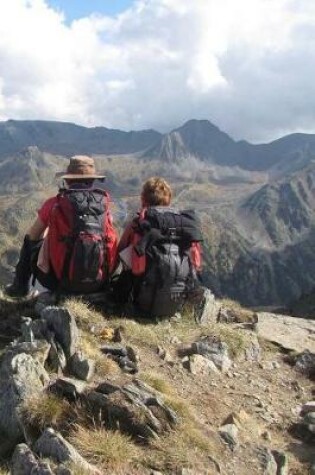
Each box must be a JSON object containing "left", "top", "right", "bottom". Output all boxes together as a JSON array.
[{"left": 0, "top": 0, "right": 314, "bottom": 142}]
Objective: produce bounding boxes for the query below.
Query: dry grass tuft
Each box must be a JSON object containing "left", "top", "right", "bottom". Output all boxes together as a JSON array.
[
  {"left": 141, "top": 372, "right": 174, "bottom": 396},
  {"left": 109, "top": 310, "right": 247, "bottom": 364},
  {"left": 214, "top": 324, "right": 247, "bottom": 358},
  {"left": 220, "top": 297, "right": 244, "bottom": 311},
  {"left": 69, "top": 425, "right": 139, "bottom": 470},
  {"left": 140, "top": 372, "right": 194, "bottom": 421},
  {"left": 95, "top": 355, "right": 120, "bottom": 377},
  {"left": 109, "top": 315, "right": 196, "bottom": 349},
  {"left": 219, "top": 298, "right": 256, "bottom": 323},
  {"left": 22, "top": 393, "right": 71, "bottom": 430},
  {"left": 184, "top": 423, "right": 216, "bottom": 453},
  {"left": 60, "top": 463, "right": 92, "bottom": 475},
  {"left": 146, "top": 422, "right": 220, "bottom": 473},
  {"left": 163, "top": 396, "right": 192, "bottom": 420},
  {"left": 64, "top": 298, "right": 105, "bottom": 331},
  {"left": 79, "top": 333, "right": 120, "bottom": 377},
  {"left": 117, "top": 319, "right": 161, "bottom": 347}
]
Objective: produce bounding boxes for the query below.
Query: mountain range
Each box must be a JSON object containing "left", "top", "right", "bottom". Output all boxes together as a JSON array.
[
  {"left": 1, "top": 118, "right": 315, "bottom": 174},
  {"left": 0, "top": 120, "right": 161, "bottom": 157},
  {"left": 1, "top": 118, "right": 315, "bottom": 307}
]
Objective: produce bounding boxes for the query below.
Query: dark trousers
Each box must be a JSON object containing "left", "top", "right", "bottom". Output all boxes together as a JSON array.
[
  {"left": 111, "top": 270, "right": 135, "bottom": 304},
  {"left": 30, "top": 242, "right": 59, "bottom": 292},
  {"left": 34, "top": 266, "right": 59, "bottom": 292}
]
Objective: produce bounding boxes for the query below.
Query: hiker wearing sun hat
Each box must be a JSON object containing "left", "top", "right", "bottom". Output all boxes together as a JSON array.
[
  {"left": 5, "top": 155, "right": 118, "bottom": 298},
  {"left": 57, "top": 155, "right": 106, "bottom": 180}
]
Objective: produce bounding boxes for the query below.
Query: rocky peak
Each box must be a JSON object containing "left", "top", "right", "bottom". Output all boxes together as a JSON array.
[{"left": 148, "top": 118, "right": 237, "bottom": 164}]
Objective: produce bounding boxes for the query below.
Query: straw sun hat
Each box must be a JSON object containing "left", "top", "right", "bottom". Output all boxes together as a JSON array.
[{"left": 57, "top": 155, "right": 105, "bottom": 179}]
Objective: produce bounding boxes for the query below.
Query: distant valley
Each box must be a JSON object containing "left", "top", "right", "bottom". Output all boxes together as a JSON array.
[{"left": 1, "top": 118, "right": 315, "bottom": 307}]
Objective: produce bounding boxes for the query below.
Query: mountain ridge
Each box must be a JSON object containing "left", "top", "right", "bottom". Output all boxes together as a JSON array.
[
  {"left": 0, "top": 119, "right": 162, "bottom": 158},
  {"left": 1, "top": 118, "right": 315, "bottom": 174}
]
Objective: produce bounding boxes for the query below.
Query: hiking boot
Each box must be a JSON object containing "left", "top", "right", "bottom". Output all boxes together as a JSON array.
[
  {"left": 193, "top": 287, "right": 219, "bottom": 325},
  {"left": 5, "top": 282, "right": 39, "bottom": 300},
  {"left": 5, "top": 282, "right": 30, "bottom": 298},
  {"left": 4, "top": 235, "right": 33, "bottom": 298}
]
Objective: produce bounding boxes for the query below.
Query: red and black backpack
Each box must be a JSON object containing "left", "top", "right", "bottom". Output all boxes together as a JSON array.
[{"left": 48, "top": 187, "right": 118, "bottom": 293}]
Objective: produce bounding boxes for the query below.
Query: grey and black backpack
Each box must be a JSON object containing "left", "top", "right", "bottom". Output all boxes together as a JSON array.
[{"left": 132, "top": 207, "right": 203, "bottom": 317}]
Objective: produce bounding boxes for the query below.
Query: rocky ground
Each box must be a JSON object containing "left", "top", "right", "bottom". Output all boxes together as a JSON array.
[{"left": 0, "top": 291, "right": 313, "bottom": 474}]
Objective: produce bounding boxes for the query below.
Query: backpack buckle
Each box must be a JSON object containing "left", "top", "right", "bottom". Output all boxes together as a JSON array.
[{"left": 168, "top": 227, "right": 176, "bottom": 239}]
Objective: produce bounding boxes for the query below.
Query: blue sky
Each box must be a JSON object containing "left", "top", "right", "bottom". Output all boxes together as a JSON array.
[{"left": 47, "top": 0, "right": 135, "bottom": 21}]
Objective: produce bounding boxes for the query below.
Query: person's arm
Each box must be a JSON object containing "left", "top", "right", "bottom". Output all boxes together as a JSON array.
[
  {"left": 30, "top": 196, "right": 58, "bottom": 240},
  {"left": 117, "top": 221, "right": 135, "bottom": 253},
  {"left": 26, "top": 217, "right": 47, "bottom": 241},
  {"left": 190, "top": 241, "right": 202, "bottom": 272}
]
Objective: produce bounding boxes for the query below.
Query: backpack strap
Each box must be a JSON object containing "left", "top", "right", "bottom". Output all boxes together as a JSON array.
[
  {"left": 134, "top": 228, "right": 165, "bottom": 256},
  {"left": 134, "top": 207, "right": 201, "bottom": 255}
]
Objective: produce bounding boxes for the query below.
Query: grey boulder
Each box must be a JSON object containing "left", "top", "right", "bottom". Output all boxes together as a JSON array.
[
  {"left": 11, "top": 443, "right": 53, "bottom": 474},
  {"left": 86, "top": 378, "right": 178, "bottom": 441},
  {"left": 40, "top": 307, "right": 79, "bottom": 360},
  {"left": 34, "top": 428, "right": 101, "bottom": 475},
  {"left": 0, "top": 352, "right": 49, "bottom": 453}
]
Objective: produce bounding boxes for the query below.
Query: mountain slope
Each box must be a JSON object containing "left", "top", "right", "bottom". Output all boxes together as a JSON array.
[
  {"left": 0, "top": 120, "right": 161, "bottom": 158},
  {"left": 201, "top": 163, "right": 315, "bottom": 306},
  {"left": 0, "top": 146, "right": 63, "bottom": 194},
  {"left": 241, "top": 165, "right": 315, "bottom": 246},
  {"left": 146, "top": 119, "right": 315, "bottom": 172}
]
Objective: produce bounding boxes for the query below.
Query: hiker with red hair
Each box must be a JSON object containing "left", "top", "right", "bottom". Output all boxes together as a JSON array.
[{"left": 114, "top": 176, "right": 213, "bottom": 321}]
